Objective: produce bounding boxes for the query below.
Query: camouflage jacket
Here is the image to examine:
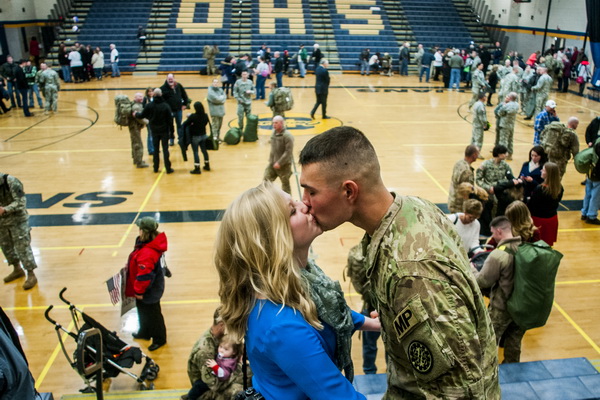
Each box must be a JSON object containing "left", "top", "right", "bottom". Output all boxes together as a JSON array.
[
  {"left": 472, "top": 101, "right": 487, "bottom": 128},
  {"left": 476, "top": 159, "right": 513, "bottom": 193},
  {"left": 531, "top": 74, "right": 553, "bottom": 94},
  {"left": 496, "top": 100, "right": 519, "bottom": 129},
  {"left": 0, "top": 174, "right": 29, "bottom": 226},
  {"left": 541, "top": 122, "right": 580, "bottom": 162},
  {"left": 36, "top": 68, "right": 60, "bottom": 91},
  {"left": 471, "top": 69, "right": 487, "bottom": 92},
  {"left": 499, "top": 73, "right": 520, "bottom": 98},
  {"left": 362, "top": 194, "right": 499, "bottom": 399},
  {"left": 448, "top": 159, "right": 474, "bottom": 213},
  {"left": 233, "top": 79, "right": 254, "bottom": 105},
  {"left": 346, "top": 244, "right": 374, "bottom": 310},
  {"left": 187, "top": 329, "right": 247, "bottom": 400},
  {"left": 130, "top": 101, "right": 146, "bottom": 129}
]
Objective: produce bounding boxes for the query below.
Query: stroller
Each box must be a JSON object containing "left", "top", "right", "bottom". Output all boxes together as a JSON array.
[{"left": 44, "top": 288, "right": 160, "bottom": 398}]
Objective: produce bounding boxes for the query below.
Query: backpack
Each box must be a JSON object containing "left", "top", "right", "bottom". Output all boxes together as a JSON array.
[
  {"left": 573, "top": 138, "right": 600, "bottom": 174},
  {"left": 114, "top": 95, "right": 132, "bottom": 126},
  {"left": 273, "top": 87, "right": 293, "bottom": 111},
  {"left": 540, "top": 122, "right": 570, "bottom": 160},
  {"left": 504, "top": 241, "right": 563, "bottom": 331}
]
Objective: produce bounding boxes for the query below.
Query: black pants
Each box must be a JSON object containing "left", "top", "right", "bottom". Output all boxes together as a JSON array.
[
  {"left": 311, "top": 92, "right": 328, "bottom": 117},
  {"left": 188, "top": 378, "right": 210, "bottom": 399},
  {"left": 152, "top": 133, "right": 171, "bottom": 172},
  {"left": 136, "top": 299, "right": 167, "bottom": 345}
]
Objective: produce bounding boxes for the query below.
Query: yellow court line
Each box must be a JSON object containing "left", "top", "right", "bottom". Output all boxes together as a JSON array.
[
  {"left": 556, "top": 279, "right": 600, "bottom": 285},
  {"left": 35, "top": 314, "right": 78, "bottom": 388},
  {"left": 413, "top": 160, "right": 449, "bottom": 196},
  {"left": 0, "top": 149, "right": 129, "bottom": 155},
  {"left": 554, "top": 301, "right": 600, "bottom": 356},
  {"left": 116, "top": 170, "right": 165, "bottom": 248},
  {"left": 333, "top": 75, "right": 357, "bottom": 101},
  {"left": 380, "top": 121, "right": 465, "bottom": 124}
]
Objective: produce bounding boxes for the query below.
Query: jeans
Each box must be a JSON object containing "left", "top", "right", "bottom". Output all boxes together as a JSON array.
[
  {"left": 191, "top": 135, "right": 209, "bottom": 165},
  {"left": 94, "top": 67, "right": 102, "bottom": 79},
  {"left": 276, "top": 72, "right": 283, "bottom": 88},
  {"left": 449, "top": 68, "right": 461, "bottom": 88},
  {"left": 298, "top": 60, "right": 306, "bottom": 77},
  {"left": 18, "top": 88, "right": 31, "bottom": 116},
  {"left": 111, "top": 61, "right": 120, "bottom": 77},
  {"left": 172, "top": 109, "right": 183, "bottom": 144},
  {"left": 419, "top": 66, "right": 430, "bottom": 82},
  {"left": 360, "top": 60, "right": 369, "bottom": 75},
  {"left": 361, "top": 310, "right": 381, "bottom": 374},
  {"left": 582, "top": 179, "right": 600, "bottom": 219},
  {"left": 61, "top": 65, "right": 72, "bottom": 82},
  {"left": 400, "top": 58, "right": 408, "bottom": 75},
  {"left": 28, "top": 85, "right": 43, "bottom": 107},
  {"left": 256, "top": 75, "right": 266, "bottom": 99},
  {"left": 7, "top": 81, "right": 21, "bottom": 107},
  {"left": 147, "top": 126, "right": 154, "bottom": 155}
]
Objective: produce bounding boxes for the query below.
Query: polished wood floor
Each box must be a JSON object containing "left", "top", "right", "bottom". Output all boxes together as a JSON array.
[{"left": 1, "top": 72, "right": 599, "bottom": 397}]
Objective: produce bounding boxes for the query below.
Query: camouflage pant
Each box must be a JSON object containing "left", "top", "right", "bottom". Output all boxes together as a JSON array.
[
  {"left": 237, "top": 103, "right": 251, "bottom": 131},
  {"left": 0, "top": 221, "right": 38, "bottom": 272},
  {"left": 534, "top": 92, "right": 549, "bottom": 117},
  {"left": 471, "top": 125, "right": 484, "bottom": 150},
  {"left": 43, "top": 84, "right": 59, "bottom": 112},
  {"left": 469, "top": 89, "right": 481, "bottom": 108},
  {"left": 497, "top": 126, "right": 514, "bottom": 155},
  {"left": 271, "top": 108, "right": 285, "bottom": 118},
  {"left": 550, "top": 159, "right": 568, "bottom": 178},
  {"left": 210, "top": 115, "right": 223, "bottom": 139},
  {"left": 489, "top": 307, "right": 525, "bottom": 364},
  {"left": 206, "top": 57, "right": 216, "bottom": 75},
  {"left": 128, "top": 124, "right": 144, "bottom": 165},
  {"left": 264, "top": 163, "right": 293, "bottom": 194}
]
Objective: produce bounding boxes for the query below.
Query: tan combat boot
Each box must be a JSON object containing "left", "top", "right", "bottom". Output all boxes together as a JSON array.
[
  {"left": 3, "top": 265, "right": 25, "bottom": 283},
  {"left": 23, "top": 270, "right": 38, "bottom": 290}
]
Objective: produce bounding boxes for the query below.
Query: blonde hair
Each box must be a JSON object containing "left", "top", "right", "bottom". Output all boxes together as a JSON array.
[
  {"left": 505, "top": 200, "right": 537, "bottom": 241},
  {"left": 542, "top": 162, "right": 562, "bottom": 199},
  {"left": 457, "top": 182, "right": 489, "bottom": 202},
  {"left": 214, "top": 182, "right": 322, "bottom": 342}
]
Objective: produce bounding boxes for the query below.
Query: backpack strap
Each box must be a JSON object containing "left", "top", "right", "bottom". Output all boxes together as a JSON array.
[{"left": 452, "top": 213, "right": 459, "bottom": 225}]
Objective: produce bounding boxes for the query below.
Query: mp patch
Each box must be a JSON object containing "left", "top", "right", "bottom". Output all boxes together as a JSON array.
[{"left": 408, "top": 340, "right": 433, "bottom": 374}]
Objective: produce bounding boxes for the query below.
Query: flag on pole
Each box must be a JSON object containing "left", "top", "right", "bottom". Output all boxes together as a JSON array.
[{"left": 106, "top": 271, "right": 122, "bottom": 305}]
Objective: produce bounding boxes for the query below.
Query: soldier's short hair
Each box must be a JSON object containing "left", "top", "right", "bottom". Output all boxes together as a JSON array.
[
  {"left": 465, "top": 144, "right": 479, "bottom": 157},
  {"left": 508, "top": 92, "right": 518, "bottom": 101},
  {"left": 478, "top": 92, "right": 487, "bottom": 100},
  {"left": 490, "top": 216, "right": 511, "bottom": 231},
  {"left": 492, "top": 144, "right": 508, "bottom": 157},
  {"left": 463, "top": 199, "right": 483, "bottom": 217}
]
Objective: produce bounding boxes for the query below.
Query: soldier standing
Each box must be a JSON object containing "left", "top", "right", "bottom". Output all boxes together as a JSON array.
[
  {"left": 207, "top": 78, "right": 226, "bottom": 141},
  {"left": 130, "top": 93, "right": 149, "bottom": 168},
  {"left": 233, "top": 71, "right": 254, "bottom": 131},
  {"left": 448, "top": 145, "right": 480, "bottom": 213},
  {"left": 495, "top": 92, "right": 520, "bottom": 159},
  {"left": 299, "top": 127, "right": 500, "bottom": 399},
  {"left": 476, "top": 144, "right": 514, "bottom": 206},
  {"left": 530, "top": 67, "right": 553, "bottom": 117},
  {"left": 1, "top": 173, "right": 38, "bottom": 290},
  {"left": 263, "top": 116, "right": 294, "bottom": 194},
  {"left": 36, "top": 62, "right": 60, "bottom": 114},
  {"left": 498, "top": 67, "right": 521, "bottom": 100},
  {"left": 471, "top": 92, "right": 488, "bottom": 156},
  {"left": 203, "top": 45, "right": 220, "bottom": 75},
  {"left": 540, "top": 117, "right": 580, "bottom": 178},
  {"left": 469, "top": 63, "right": 487, "bottom": 108}
]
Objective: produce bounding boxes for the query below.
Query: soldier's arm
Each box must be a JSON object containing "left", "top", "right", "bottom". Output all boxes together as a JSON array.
[
  {"left": 4, "top": 178, "right": 27, "bottom": 214},
  {"left": 571, "top": 133, "right": 580, "bottom": 157},
  {"left": 195, "top": 340, "right": 219, "bottom": 388},
  {"left": 276, "top": 135, "right": 294, "bottom": 166},
  {"left": 475, "top": 166, "right": 492, "bottom": 193},
  {"left": 474, "top": 251, "right": 502, "bottom": 288}
]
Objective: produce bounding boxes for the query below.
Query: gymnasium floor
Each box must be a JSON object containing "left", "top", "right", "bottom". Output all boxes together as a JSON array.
[{"left": 1, "top": 72, "right": 599, "bottom": 397}]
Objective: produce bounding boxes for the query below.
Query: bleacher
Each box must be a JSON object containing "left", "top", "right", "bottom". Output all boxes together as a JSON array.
[{"left": 50, "top": 0, "right": 497, "bottom": 73}]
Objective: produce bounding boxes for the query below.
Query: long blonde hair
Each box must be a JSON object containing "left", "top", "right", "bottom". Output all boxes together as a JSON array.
[
  {"left": 505, "top": 200, "right": 537, "bottom": 241},
  {"left": 214, "top": 182, "right": 321, "bottom": 341},
  {"left": 542, "top": 162, "right": 562, "bottom": 199}
]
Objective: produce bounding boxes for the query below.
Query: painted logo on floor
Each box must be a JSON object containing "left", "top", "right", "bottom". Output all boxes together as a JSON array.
[{"left": 228, "top": 113, "right": 342, "bottom": 136}]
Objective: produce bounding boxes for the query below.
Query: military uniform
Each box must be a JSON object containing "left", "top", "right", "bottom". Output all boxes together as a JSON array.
[
  {"left": 203, "top": 45, "right": 220, "bottom": 75},
  {"left": 187, "top": 329, "right": 246, "bottom": 400},
  {"left": 448, "top": 159, "right": 475, "bottom": 213},
  {"left": 531, "top": 74, "right": 553, "bottom": 116},
  {"left": 495, "top": 100, "right": 520, "bottom": 155},
  {"left": 233, "top": 79, "right": 254, "bottom": 131},
  {"left": 471, "top": 100, "right": 487, "bottom": 151},
  {"left": 129, "top": 101, "right": 146, "bottom": 167},
  {"left": 469, "top": 69, "right": 487, "bottom": 108},
  {"left": 263, "top": 128, "right": 294, "bottom": 194},
  {"left": 35, "top": 68, "right": 60, "bottom": 113},
  {"left": 498, "top": 72, "right": 520, "bottom": 100},
  {"left": 362, "top": 195, "right": 500, "bottom": 399},
  {"left": 266, "top": 88, "right": 286, "bottom": 118},
  {"left": 476, "top": 159, "right": 513, "bottom": 208},
  {"left": 540, "top": 122, "right": 580, "bottom": 177},
  {"left": 207, "top": 85, "right": 226, "bottom": 140},
  {"left": 519, "top": 69, "right": 534, "bottom": 113},
  {"left": 1, "top": 173, "right": 38, "bottom": 290}
]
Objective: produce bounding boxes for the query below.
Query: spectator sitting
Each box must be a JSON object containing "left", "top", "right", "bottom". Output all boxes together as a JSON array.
[
  {"left": 447, "top": 199, "right": 484, "bottom": 257},
  {"left": 369, "top": 52, "right": 380, "bottom": 73},
  {"left": 527, "top": 162, "right": 564, "bottom": 246},
  {"left": 518, "top": 146, "right": 547, "bottom": 201}
]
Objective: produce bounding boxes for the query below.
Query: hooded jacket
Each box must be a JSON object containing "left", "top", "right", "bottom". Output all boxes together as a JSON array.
[{"left": 126, "top": 232, "right": 167, "bottom": 304}]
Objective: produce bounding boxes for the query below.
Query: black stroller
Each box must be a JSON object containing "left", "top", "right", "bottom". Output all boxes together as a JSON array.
[{"left": 44, "top": 288, "right": 160, "bottom": 398}]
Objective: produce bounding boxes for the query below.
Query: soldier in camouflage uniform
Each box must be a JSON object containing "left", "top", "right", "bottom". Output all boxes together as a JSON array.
[
  {"left": 299, "top": 127, "right": 500, "bottom": 400},
  {"left": 129, "top": 93, "right": 149, "bottom": 168},
  {"left": 266, "top": 82, "right": 286, "bottom": 118},
  {"left": 35, "top": 62, "right": 60, "bottom": 114},
  {"left": 476, "top": 145, "right": 514, "bottom": 211},
  {"left": 264, "top": 116, "right": 294, "bottom": 194},
  {"left": 233, "top": 71, "right": 254, "bottom": 131},
  {"left": 531, "top": 67, "right": 553, "bottom": 116},
  {"left": 1, "top": 173, "right": 38, "bottom": 290},
  {"left": 184, "top": 307, "right": 246, "bottom": 400},
  {"left": 519, "top": 65, "right": 534, "bottom": 114},
  {"left": 203, "top": 45, "right": 220, "bottom": 75},
  {"left": 471, "top": 92, "right": 488, "bottom": 154},
  {"left": 469, "top": 63, "right": 488, "bottom": 108},
  {"left": 494, "top": 92, "right": 520, "bottom": 157},
  {"left": 498, "top": 67, "right": 521, "bottom": 101},
  {"left": 448, "top": 144, "right": 479, "bottom": 213},
  {"left": 540, "top": 118, "right": 580, "bottom": 178}
]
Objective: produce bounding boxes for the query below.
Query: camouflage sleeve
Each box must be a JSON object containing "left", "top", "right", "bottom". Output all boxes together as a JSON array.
[
  {"left": 476, "top": 164, "right": 492, "bottom": 193},
  {"left": 457, "top": 167, "right": 474, "bottom": 186},
  {"left": 570, "top": 132, "right": 580, "bottom": 158},
  {"left": 3, "top": 177, "right": 26, "bottom": 214},
  {"left": 276, "top": 133, "right": 294, "bottom": 166},
  {"left": 188, "top": 333, "right": 218, "bottom": 387}
]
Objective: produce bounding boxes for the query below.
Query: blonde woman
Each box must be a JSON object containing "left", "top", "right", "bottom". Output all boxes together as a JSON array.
[
  {"left": 526, "top": 162, "right": 563, "bottom": 246},
  {"left": 214, "top": 182, "right": 378, "bottom": 399},
  {"left": 505, "top": 200, "right": 540, "bottom": 244}
]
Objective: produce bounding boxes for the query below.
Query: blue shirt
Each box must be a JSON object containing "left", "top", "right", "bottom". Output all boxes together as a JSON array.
[
  {"left": 533, "top": 110, "right": 559, "bottom": 145},
  {"left": 246, "top": 300, "right": 366, "bottom": 400}
]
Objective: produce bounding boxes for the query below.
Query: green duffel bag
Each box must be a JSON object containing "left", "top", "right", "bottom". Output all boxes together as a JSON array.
[
  {"left": 243, "top": 114, "right": 259, "bottom": 142},
  {"left": 224, "top": 127, "right": 241, "bottom": 145}
]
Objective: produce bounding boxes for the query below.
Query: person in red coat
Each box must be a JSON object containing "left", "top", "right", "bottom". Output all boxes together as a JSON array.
[{"left": 126, "top": 216, "right": 168, "bottom": 351}]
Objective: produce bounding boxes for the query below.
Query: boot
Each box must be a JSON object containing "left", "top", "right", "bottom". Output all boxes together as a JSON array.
[
  {"left": 203, "top": 162, "right": 210, "bottom": 171},
  {"left": 4, "top": 265, "right": 25, "bottom": 283},
  {"left": 23, "top": 270, "right": 38, "bottom": 290},
  {"left": 190, "top": 164, "right": 201, "bottom": 174}
]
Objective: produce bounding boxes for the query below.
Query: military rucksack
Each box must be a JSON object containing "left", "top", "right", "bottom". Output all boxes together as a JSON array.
[
  {"left": 114, "top": 95, "right": 132, "bottom": 127},
  {"left": 504, "top": 241, "right": 563, "bottom": 331},
  {"left": 574, "top": 137, "right": 600, "bottom": 175},
  {"left": 273, "top": 87, "right": 294, "bottom": 111},
  {"left": 540, "top": 122, "right": 570, "bottom": 160}
]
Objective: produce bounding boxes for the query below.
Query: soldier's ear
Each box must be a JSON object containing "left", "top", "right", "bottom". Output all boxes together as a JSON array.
[{"left": 342, "top": 180, "right": 359, "bottom": 203}]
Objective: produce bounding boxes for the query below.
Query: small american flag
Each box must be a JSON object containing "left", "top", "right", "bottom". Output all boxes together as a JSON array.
[{"left": 106, "top": 271, "right": 122, "bottom": 305}]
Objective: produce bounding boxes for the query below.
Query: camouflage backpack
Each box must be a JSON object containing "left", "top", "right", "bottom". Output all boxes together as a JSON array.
[
  {"left": 273, "top": 87, "right": 294, "bottom": 111},
  {"left": 114, "top": 94, "right": 132, "bottom": 127},
  {"left": 540, "top": 122, "right": 571, "bottom": 160}
]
